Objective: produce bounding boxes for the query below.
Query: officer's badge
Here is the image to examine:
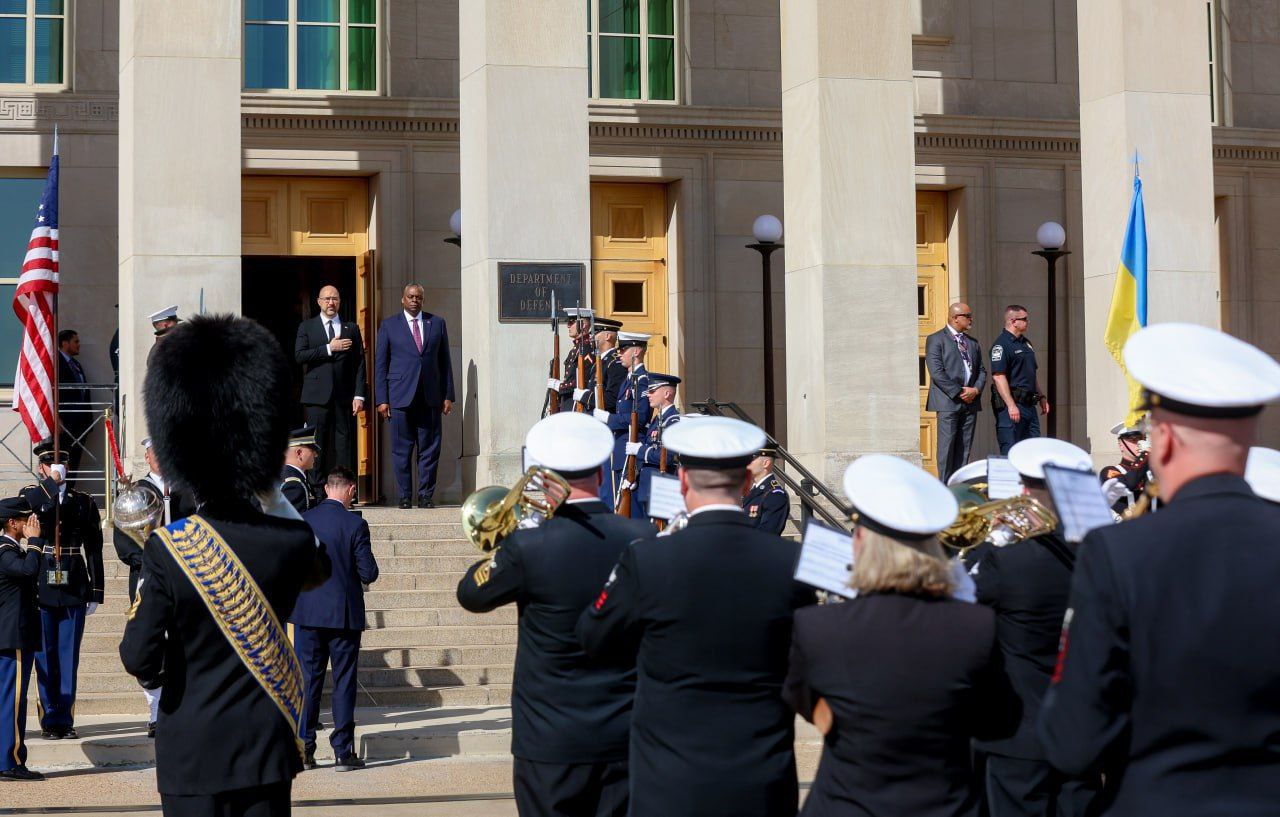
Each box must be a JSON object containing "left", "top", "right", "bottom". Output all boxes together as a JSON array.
[
  {"left": 991, "top": 345, "right": 1004, "bottom": 362},
  {"left": 748, "top": 505, "right": 760, "bottom": 518}
]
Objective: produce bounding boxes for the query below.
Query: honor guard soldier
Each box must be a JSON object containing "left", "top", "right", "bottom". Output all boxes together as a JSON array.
[
  {"left": 631, "top": 373, "right": 680, "bottom": 519},
  {"left": 973, "top": 438, "right": 1101, "bottom": 817},
  {"left": 1038, "top": 323, "right": 1280, "bottom": 814},
  {"left": 578, "top": 416, "right": 814, "bottom": 817},
  {"left": 1098, "top": 421, "right": 1150, "bottom": 514},
  {"left": 743, "top": 447, "right": 789, "bottom": 534},
  {"left": 281, "top": 427, "right": 319, "bottom": 515},
  {"left": 1246, "top": 446, "right": 1280, "bottom": 504},
  {"left": 149, "top": 304, "right": 181, "bottom": 338},
  {"left": 120, "top": 314, "right": 331, "bottom": 817},
  {"left": 989, "top": 305, "right": 1048, "bottom": 454},
  {"left": 593, "top": 333, "right": 651, "bottom": 512},
  {"left": 22, "top": 435, "right": 102, "bottom": 741},
  {"left": 0, "top": 496, "right": 44, "bottom": 781},
  {"left": 590, "top": 319, "right": 627, "bottom": 506},
  {"left": 458, "top": 412, "right": 654, "bottom": 817},
  {"left": 557, "top": 309, "right": 596, "bottom": 413}
]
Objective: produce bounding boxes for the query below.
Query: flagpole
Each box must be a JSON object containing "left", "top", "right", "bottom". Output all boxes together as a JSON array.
[{"left": 51, "top": 126, "right": 61, "bottom": 561}]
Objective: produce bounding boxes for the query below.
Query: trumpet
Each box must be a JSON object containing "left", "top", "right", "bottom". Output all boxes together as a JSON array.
[{"left": 460, "top": 466, "right": 573, "bottom": 554}]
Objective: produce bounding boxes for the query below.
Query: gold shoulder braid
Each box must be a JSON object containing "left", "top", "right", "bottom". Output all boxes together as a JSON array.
[{"left": 155, "top": 515, "right": 305, "bottom": 758}]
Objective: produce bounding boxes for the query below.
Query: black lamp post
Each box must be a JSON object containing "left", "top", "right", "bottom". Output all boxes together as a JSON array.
[
  {"left": 746, "top": 215, "right": 783, "bottom": 438},
  {"left": 1032, "top": 221, "right": 1069, "bottom": 438},
  {"left": 444, "top": 208, "right": 461, "bottom": 247}
]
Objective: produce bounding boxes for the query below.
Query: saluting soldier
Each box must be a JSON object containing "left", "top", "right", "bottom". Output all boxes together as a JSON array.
[
  {"left": 578, "top": 416, "right": 814, "bottom": 817},
  {"left": 1038, "top": 323, "right": 1280, "bottom": 813},
  {"left": 742, "top": 447, "right": 789, "bottom": 535},
  {"left": 632, "top": 373, "right": 680, "bottom": 520},
  {"left": 593, "top": 333, "right": 651, "bottom": 513},
  {"left": 0, "top": 496, "right": 45, "bottom": 781},
  {"left": 281, "top": 427, "right": 319, "bottom": 515},
  {"left": 22, "top": 435, "right": 102, "bottom": 741},
  {"left": 121, "top": 314, "right": 330, "bottom": 817},
  {"left": 1246, "top": 446, "right": 1280, "bottom": 504},
  {"left": 458, "top": 412, "right": 654, "bottom": 817}
]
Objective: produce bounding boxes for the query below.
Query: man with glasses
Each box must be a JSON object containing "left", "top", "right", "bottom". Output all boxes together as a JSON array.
[
  {"left": 926, "top": 302, "right": 987, "bottom": 482},
  {"left": 990, "top": 304, "right": 1049, "bottom": 454},
  {"left": 295, "top": 285, "right": 368, "bottom": 478}
]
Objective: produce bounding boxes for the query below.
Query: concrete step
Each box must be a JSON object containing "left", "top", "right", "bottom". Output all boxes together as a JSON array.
[
  {"left": 74, "top": 645, "right": 519, "bottom": 675},
  {"left": 87, "top": 602, "right": 515, "bottom": 634},
  {"left": 367, "top": 524, "right": 467, "bottom": 542},
  {"left": 101, "top": 553, "right": 486, "bottom": 581},
  {"left": 73, "top": 663, "right": 515, "bottom": 694},
  {"left": 364, "top": 607, "right": 517, "bottom": 628}
]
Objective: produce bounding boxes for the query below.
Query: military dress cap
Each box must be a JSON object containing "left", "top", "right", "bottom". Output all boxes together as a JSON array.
[
  {"left": 288, "top": 426, "right": 320, "bottom": 451},
  {"left": 592, "top": 318, "right": 623, "bottom": 332},
  {"left": 1124, "top": 323, "right": 1280, "bottom": 418},
  {"left": 141, "top": 436, "right": 153, "bottom": 449},
  {"left": 525, "top": 412, "right": 614, "bottom": 478},
  {"left": 617, "top": 332, "right": 651, "bottom": 349},
  {"left": 563, "top": 307, "right": 595, "bottom": 319},
  {"left": 842, "top": 454, "right": 958, "bottom": 539},
  {"left": 1008, "top": 438, "right": 1092, "bottom": 481},
  {"left": 1246, "top": 447, "right": 1280, "bottom": 503},
  {"left": 32, "top": 434, "right": 71, "bottom": 464},
  {"left": 662, "top": 416, "right": 765, "bottom": 469},
  {"left": 946, "top": 460, "right": 987, "bottom": 487},
  {"left": 1110, "top": 420, "right": 1145, "bottom": 438},
  {"left": 0, "top": 495, "right": 33, "bottom": 521},
  {"left": 149, "top": 305, "right": 181, "bottom": 335},
  {"left": 643, "top": 373, "right": 681, "bottom": 392},
  {"left": 756, "top": 445, "right": 779, "bottom": 459}
]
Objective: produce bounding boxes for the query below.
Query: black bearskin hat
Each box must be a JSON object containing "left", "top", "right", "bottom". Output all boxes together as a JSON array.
[{"left": 144, "top": 313, "right": 291, "bottom": 505}]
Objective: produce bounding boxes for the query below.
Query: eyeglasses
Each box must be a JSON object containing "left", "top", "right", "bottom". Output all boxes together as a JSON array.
[
  {"left": 318, "top": 296, "right": 339, "bottom": 302},
  {"left": 1012, "top": 316, "right": 1029, "bottom": 323},
  {"left": 955, "top": 313, "right": 972, "bottom": 319}
]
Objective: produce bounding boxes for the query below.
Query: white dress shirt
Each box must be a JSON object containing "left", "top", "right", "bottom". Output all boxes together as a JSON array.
[
  {"left": 322, "top": 315, "right": 343, "bottom": 356},
  {"left": 946, "top": 323, "right": 973, "bottom": 384}
]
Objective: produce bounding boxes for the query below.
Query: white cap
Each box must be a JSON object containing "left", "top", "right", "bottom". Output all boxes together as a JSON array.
[
  {"left": 946, "top": 460, "right": 987, "bottom": 487},
  {"left": 563, "top": 307, "right": 595, "bottom": 318},
  {"left": 1008, "top": 438, "right": 1092, "bottom": 481},
  {"left": 524, "top": 412, "right": 614, "bottom": 475},
  {"left": 1110, "top": 420, "right": 1144, "bottom": 437},
  {"left": 618, "top": 331, "right": 651, "bottom": 348},
  {"left": 148, "top": 305, "right": 179, "bottom": 324},
  {"left": 663, "top": 416, "right": 765, "bottom": 468},
  {"left": 843, "top": 454, "right": 958, "bottom": 537},
  {"left": 1123, "top": 323, "right": 1280, "bottom": 417},
  {"left": 141, "top": 437, "right": 153, "bottom": 449},
  {"left": 1246, "top": 446, "right": 1280, "bottom": 503}
]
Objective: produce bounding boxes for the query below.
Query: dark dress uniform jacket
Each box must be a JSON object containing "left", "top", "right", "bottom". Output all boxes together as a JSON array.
[
  {"left": 1038, "top": 474, "right": 1280, "bottom": 815},
  {"left": 578, "top": 508, "right": 812, "bottom": 817},
  {"left": 0, "top": 536, "right": 41, "bottom": 651},
  {"left": 743, "top": 473, "right": 789, "bottom": 534},
  {"left": 973, "top": 531, "right": 1075, "bottom": 759},
  {"left": 280, "top": 464, "right": 312, "bottom": 515},
  {"left": 22, "top": 478, "right": 102, "bottom": 606},
  {"left": 457, "top": 500, "right": 653, "bottom": 763},
  {"left": 119, "top": 501, "right": 330, "bottom": 796},
  {"left": 292, "top": 499, "right": 378, "bottom": 630},
  {"left": 112, "top": 477, "right": 196, "bottom": 601}
]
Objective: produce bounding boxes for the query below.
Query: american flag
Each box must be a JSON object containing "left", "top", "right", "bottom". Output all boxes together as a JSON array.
[{"left": 11, "top": 137, "right": 59, "bottom": 442}]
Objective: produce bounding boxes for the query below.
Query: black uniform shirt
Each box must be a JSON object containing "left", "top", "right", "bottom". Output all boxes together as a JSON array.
[
  {"left": 1039, "top": 474, "right": 1280, "bottom": 814},
  {"left": 989, "top": 329, "right": 1038, "bottom": 402},
  {"left": 457, "top": 499, "right": 653, "bottom": 764},
  {"left": 21, "top": 477, "right": 103, "bottom": 607},
  {"left": 0, "top": 535, "right": 41, "bottom": 652},
  {"left": 743, "top": 473, "right": 789, "bottom": 535}
]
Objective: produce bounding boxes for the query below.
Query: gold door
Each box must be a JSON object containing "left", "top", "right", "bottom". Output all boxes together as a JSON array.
[
  {"left": 917, "top": 191, "right": 950, "bottom": 476},
  {"left": 591, "top": 183, "right": 669, "bottom": 373}
]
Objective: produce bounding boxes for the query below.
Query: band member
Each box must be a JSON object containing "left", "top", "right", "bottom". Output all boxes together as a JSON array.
[
  {"left": 1246, "top": 446, "right": 1280, "bottom": 504},
  {"left": 459, "top": 412, "right": 654, "bottom": 817},
  {"left": 594, "top": 332, "right": 651, "bottom": 513},
  {"left": 1039, "top": 323, "right": 1280, "bottom": 814},
  {"left": 281, "top": 427, "right": 320, "bottom": 515},
  {"left": 743, "top": 447, "right": 789, "bottom": 534},
  {"left": 121, "top": 314, "right": 330, "bottom": 817},
  {"left": 578, "top": 416, "right": 814, "bottom": 817},
  {"left": 0, "top": 496, "right": 44, "bottom": 781},
  {"left": 633, "top": 373, "right": 680, "bottom": 519},
  {"left": 22, "top": 435, "right": 102, "bottom": 741}
]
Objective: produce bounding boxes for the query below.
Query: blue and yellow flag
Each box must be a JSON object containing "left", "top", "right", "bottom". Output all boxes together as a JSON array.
[{"left": 1103, "top": 174, "right": 1148, "bottom": 426}]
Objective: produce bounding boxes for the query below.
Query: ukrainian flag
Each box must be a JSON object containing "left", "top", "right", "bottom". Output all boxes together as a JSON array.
[{"left": 1103, "top": 174, "right": 1148, "bottom": 425}]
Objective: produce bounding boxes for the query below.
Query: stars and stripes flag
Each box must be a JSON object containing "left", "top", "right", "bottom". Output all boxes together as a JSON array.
[{"left": 11, "top": 135, "right": 60, "bottom": 442}]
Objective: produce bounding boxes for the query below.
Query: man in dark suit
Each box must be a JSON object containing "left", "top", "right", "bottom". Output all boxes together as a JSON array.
[
  {"left": 926, "top": 303, "right": 986, "bottom": 483},
  {"left": 459, "top": 412, "right": 654, "bottom": 817},
  {"left": 294, "top": 286, "right": 367, "bottom": 478},
  {"left": 374, "top": 283, "right": 454, "bottom": 509},
  {"left": 56, "top": 330, "right": 90, "bottom": 484},
  {"left": 0, "top": 496, "right": 44, "bottom": 781},
  {"left": 579, "top": 416, "right": 814, "bottom": 817},
  {"left": 1039, "top": 324, "right": 1280, "bottom": 815},
  {"left": 293, "top": 466, "right": 378, "bottom": 773}
]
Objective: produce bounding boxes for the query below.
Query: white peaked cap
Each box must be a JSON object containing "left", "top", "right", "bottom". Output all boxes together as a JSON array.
[
  {"left": 947, "top": 460, "right": 987, "bottom": 487},
  {"left": 1110, "top": 420, "right": 1144, "bottom": 437},
  {"left": 1008, "top": 438, "right": 1092, "bottom": 481},
  {"left": 663, "top": 416, "right": 765, "bottom": 468},
  {"left": 148, "top": 304, "right": 179, "bottom": 323},
  {"left": 1246, "top": 446, "right": 1280, "bottom": 503},
  {"left": 563, "top": 307, "right": 595, "bottom": 318},
  {"left": 843, "top": 454, "right": 958, "bottom": 537},
  {"left": 524, "top": 412, "right": 614, "bottom": 474},
  {"left": 1123, "top": 323, "right": 1280, "bottom": 416}
]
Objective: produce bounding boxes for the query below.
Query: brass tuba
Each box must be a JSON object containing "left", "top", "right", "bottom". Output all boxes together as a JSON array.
[
  {"left": 112, "top": 477, "right": 165, "bottom": 547},
  {"left": 460, "top": 466, "right": 573, "bottom": 554},
  {"left": 940, "top": 494, "right": 1059, "bottom": 556}
]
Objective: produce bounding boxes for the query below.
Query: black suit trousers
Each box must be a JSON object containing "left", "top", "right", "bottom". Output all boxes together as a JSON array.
[
  {"left": 936, "top": 409, "right": 978, "bottom": 484},
  {"left": 303, "top": 402, "right": 355, "bottom": 477},
  {"left": 985, "top": 755, "right": 1100, "bottom": 817},
  {"left": 159, "top": 781, "right": 291, "bottom": 817},
  {"left": 513, "top": 757, "right": 629, "bottom": 817}
]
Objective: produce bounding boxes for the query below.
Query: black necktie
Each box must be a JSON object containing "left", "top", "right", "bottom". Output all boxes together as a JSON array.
[
  {"left": 70, "top": 358, "right": 84, "bottom": 382},
  {"left": 327, "top": 321, "right": 335, "bottom": 342}
]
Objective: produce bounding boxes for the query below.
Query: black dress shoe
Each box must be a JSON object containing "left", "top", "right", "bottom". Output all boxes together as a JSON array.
[
  {"left": 39, "top": 729, "right": 60, "bottom": 740},
  {"left": 0, "top": 765, "right": 45, "bottom": 781},
  {"left": 302, "top": 749, "right": 317, "bottom": 771},
  {"left": 60, "top": 727, "right": 78, "bottom": 740},
  {"left": 334, "top": 753, "right": 365, "bottom": 772},
  {"left": 417, "top": 498, "right": 434, "bottom": 509},
  {"left": 147, "top": 722, "right": 156, "bottom": 739},
  {"left": 398, "top": 498, "right": 412, "bottom": 509}
]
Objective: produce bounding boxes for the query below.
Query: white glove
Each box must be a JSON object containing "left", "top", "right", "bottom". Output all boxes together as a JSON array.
[
  {"left": 615, "top": 478, "right": 635, "bottom": 495},
  {"left": 947, "top": 562, "right": 976, "bottom": 603},
  {"left": 573, "top": 388, "right": 589, "bottom": 403},
  {"left": 593, "top": 409, "right": 610, "bottom": 423},
  {"left": 86, "top": 602, "right": 99, "bottom": 616},
  {"left": 1102, "top": 477, "right": 1132, "bottom": 506},
  {"left": 547, "top": 378, "right": 561, "bottom": 391},
  {"left": 50, "top": 464, "right": 67, "bottom": 482},
  {"left": 625, "top": 442, "right": 642, "bottom": 456}
]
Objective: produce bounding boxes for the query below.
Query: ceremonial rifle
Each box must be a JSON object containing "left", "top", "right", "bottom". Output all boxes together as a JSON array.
[
  {"left": 573, "top": 301, "right": 587, "bottom": 413},
  {"left": 654, "top": 445, "right": 668, "bottom": 532},
  {"left": 593, "top": 315, "right": 606, "bottom": 414},
  {"left": 544, "top": 292, "right": 560, "bottom": 417},
  {"left": 617, "top": 369, "right": 639, "bottom": 517}
]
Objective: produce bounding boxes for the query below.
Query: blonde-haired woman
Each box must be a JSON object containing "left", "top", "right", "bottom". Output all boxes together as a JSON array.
[{"left": 783, "top": 454, "right": 1018, "bottom": 817}]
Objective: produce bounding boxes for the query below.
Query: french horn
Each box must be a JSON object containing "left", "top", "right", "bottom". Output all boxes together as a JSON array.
[{"left": 460, "top": 466, "right": 573, "bottom": 554}]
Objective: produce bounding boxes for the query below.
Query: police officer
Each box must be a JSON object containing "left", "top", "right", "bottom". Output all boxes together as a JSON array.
[
  {"left": 989, "top": 305, "right": 1048, "bottom": 454},
  {"left": 973, "top": 438, "right": 1101, "bottom": 817},
  {"left": 22, "top": 435, "right": 102, "bottom": 741},
  {"left": 1038, "top": 323, "right": 1280, "bottom": 813},
  {"left": 458, "top": 412, "right": 654, "bottom": 817},
  {"left": 0, "top": 496, "right": 44, "bottom": 781},
  {"left": 593, "top": 332, "right": 651, "bottom": 513},
  {"left": 1246, "top": 446, "right": 1280, "bottom": 504},
  {"left": 578, "top": 416, "right": 814, "bottom": 817},
  {"left": 281, "top": 427, "right": 319, "bottom": 515},
  {"left": 742, "top": 447, "right": 789, "bottom": 534},
  {"left": 631, "top": 373, "right": 680, "bottom": 520}
]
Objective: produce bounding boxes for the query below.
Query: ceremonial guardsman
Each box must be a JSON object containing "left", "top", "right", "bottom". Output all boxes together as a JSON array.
[
  {"left": 121, "top": 314, "right": 330, "bottom": 816},
  {"left": 973, "top": 438, "right": 1101, "bottom": 817},
  {"left": 742, "top": 447, "right": 789, "bottom": 534},
  {"left": 0, "top": 496, "right": 44, "bottom": 781},
  {"left": 578, "top": 416, "right": 814, "bottom": 817},
  {"left": 1038, "top": 323, "right": 1280, "bottom": 814},
  {"left": 1098, "top": 420, "right": 1149, "bottom": 513},
  {"left": 593, "top": 332, "right": 651, "bottom": 512},
  {"left": 22, "top": 435, "right": 102, "bottom": 741},
  {"left": 632, "top": 373, "right": 680, "bottom": 519},
  {"left": 280, "top": 427, "right": 319, "bottom": 515},
  {"left": 458, "top": 412, "right": 654, "bottom": 817},
  {"left": 591, "top": 319, "right": 627, "bottom": 506},
  {"left": 1246, "top": 446, "right": 1280, "bottom": 504},
  {"left": 557, "top": 309, "right": 595, "bottom": 413}
]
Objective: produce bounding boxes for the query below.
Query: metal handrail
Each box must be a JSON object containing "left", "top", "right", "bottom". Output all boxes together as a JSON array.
[{"left": 692, "top": 398, "right": 852, "bottom": 532}]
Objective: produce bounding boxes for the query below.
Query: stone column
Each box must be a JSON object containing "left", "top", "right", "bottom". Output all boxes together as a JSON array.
[
  {"left": 780, "top": 1, "right": 919, "bottom": 484},
  {"left": 1078, "top": 1, "right": 1217, "bottom": 453},
  {"left": 118, "top": 1, "right": 243, "bottom": 461},
  {"left": 458, "top": 1, "right": 590, "bottom": 489}
]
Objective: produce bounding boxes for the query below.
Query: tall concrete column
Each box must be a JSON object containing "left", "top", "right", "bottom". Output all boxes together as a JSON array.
[
  {"left": 118, "top": 1, "right": 243, "bottom": 462},
  {"left": 780, "top": 1, "right": 919, "bottom": 484},
  {"left": 1079, "top": 1, "right": 1217, "bottom": 452},
  {"left": 458, "top": 1, "right": 591, "bottom": 489}
]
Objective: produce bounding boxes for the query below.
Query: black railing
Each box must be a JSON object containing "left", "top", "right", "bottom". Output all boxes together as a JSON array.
[
  {"left": 0, "top": 383, "right": 119, "bottom": 508},
  {"left": 692, "top": 398, "right": 852, "bottom": 532}
]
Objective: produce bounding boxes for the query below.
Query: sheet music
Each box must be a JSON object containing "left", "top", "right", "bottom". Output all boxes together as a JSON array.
[
  {"left": 986, "top": 456, "right": 1022, "bottom": 500},
  {"left": 647, "top": 474, "right": 686, "bottom": 521},
  {"left": 794, "top": 521, "right": 856, "bottom": 599},
  {"left": 1043, "top": 464, "right": 1116, "bottom": 543}
]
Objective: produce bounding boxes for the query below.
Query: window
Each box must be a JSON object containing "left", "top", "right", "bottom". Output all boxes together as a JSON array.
[
  {"left": 589, "top": 0, "right": 677, "bottom": 102},
  {"left": 0, "top": 175, "right": 46, "bottom": 388},
  {"left": 244, "top": 0, "right": 378, "bottom": 93},
  {"left": 0, "top": 0, "right": 66, "bottom": 86}
]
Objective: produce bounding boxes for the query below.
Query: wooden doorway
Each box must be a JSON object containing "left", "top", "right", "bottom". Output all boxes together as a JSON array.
[
  {"left": 917, "top": 191, "right": 950, "bottom": 476},
  {"left": 590, "top": 183, "right": 669, "bottom": 373},
  {"left": 241, "top": 176, "right": 379, "bottom": 500}
]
